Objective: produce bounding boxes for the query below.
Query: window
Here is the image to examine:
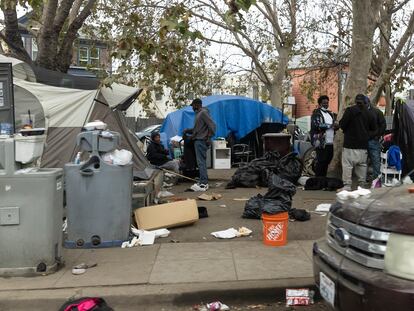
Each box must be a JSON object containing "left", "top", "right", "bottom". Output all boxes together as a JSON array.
[
  {"left": 31, "top": 39, "right": 38, "bottom": 60},
  {"left": 79, "top": 47, "right": 89, "bottom": 67},
  {"left": 90, "top": 47, "right": 100, "bottom": 67}
]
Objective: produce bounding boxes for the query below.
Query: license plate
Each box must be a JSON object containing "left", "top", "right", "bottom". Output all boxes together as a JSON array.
[{"left": 320, "top": 272, "right": 335, "bottom": 306}]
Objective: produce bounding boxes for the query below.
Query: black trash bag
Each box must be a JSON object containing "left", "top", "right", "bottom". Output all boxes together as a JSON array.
[
  {"left": 276, "top": 153, "right": 303, "bottom": 184},
  {"left": 262, "top": 197, "right": 291, "bottom": 215},
  {"left": 226, "top": 152, "right": 282, "bottom": 188},
  {"left": 265, "top": 174, "right": 297, "bottom": 199},
  {"left": 289, "top": 208, "right": 311, "bottom": 221},
  {"left": 305, "top": 177, "right": 344, "bottom": 191},
  {"left": 242, "top": 194, "right": 264, "bottom": 219}
]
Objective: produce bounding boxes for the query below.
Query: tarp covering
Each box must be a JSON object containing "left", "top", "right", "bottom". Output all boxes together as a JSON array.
[
  {"left": 0, "top": 55, "right": 36, "bottom": 82},
  {"left": 160, "top": 95, "right": 288, "bottom": 145}
]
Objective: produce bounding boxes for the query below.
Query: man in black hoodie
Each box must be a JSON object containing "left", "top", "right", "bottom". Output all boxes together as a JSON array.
[
  {"left": 339, "top": 94, "right": 376, "bottom": 190},
  {"left": 146, "top": 132, "right": 180, "bottom": 173}
]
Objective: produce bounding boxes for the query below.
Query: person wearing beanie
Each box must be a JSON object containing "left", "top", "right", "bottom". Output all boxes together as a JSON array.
[
  {"left": 183, "top": 98, "right": 216, "bottom": 192},
  {"left": 365, "top": 96, "right": 386, "bottom": 180},
  {"left": 310, "top": 95, "right": 339, "bottom": 176},
  {"left": 339, "top": 94, "right": 376, "bottom": 190},
  {"left": 146, "top": 132, "right": 180, "bottom": 173}
]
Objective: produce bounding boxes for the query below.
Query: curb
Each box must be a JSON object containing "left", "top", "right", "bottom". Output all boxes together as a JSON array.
[{"left": 0, "top": 278, "right": 315, "bottom": 310}]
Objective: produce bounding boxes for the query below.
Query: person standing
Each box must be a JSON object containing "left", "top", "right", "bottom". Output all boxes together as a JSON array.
[
  {"left": 310, "top": 95, "right": 338, "bottom": 176},
  {"left": 365, "top": 96, "right": 386, "bottom": 180},
  {"left": 339, "top": 94, "right": 376, "bottom": 190},
  {"left": 184, "top": 98, "right": 216, "bottom": 192}
]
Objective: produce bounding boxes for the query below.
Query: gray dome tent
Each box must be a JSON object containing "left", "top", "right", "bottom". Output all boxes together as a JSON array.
[{"left": 1, "top": 55, "right": 151, "bottom": 178}]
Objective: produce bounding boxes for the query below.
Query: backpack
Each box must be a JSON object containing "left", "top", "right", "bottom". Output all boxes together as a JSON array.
[{"left": 58, "top": 297, "right": 114, "bottom": 311}]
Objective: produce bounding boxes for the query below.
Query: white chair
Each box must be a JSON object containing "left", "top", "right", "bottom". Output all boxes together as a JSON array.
[{"left": 380, "top": 150, "right": 402, "bottom": 186}]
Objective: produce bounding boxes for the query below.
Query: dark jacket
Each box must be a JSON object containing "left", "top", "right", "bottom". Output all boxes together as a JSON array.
[
  {"left": 340, "top": 105, "right": 376, "bottom": 149},
  {"left": 310, "top": 108, "right": 336, "bottom": 148},
  {"left": 369, "top": 106, "right": 386, "bottom": 140},
  {"left": 146, "top": 141, "right": 169, "bottom": 166}
]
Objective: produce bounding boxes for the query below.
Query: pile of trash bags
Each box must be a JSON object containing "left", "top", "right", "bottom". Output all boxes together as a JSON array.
[
  {"left": 226, "top": 152, "right": 303, "bottom": 189},
  {"left": 243, "top": 174, "right": 310, "bottom": 221}
]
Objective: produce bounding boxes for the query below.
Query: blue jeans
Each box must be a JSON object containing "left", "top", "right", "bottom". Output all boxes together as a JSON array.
[
  {"left": 368, "top": 139, "right": 381, "bottom": 178},
  {"left": 194, "top": 140, "right": 208, "bottom": 184}
]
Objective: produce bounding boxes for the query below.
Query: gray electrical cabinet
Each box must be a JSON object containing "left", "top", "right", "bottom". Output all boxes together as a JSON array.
[
  {"left": 0, "top": 138, "right": 63, "bottom": 276},
  {"left": 64, "top": 130, "right": 132, "bottom": 248}
]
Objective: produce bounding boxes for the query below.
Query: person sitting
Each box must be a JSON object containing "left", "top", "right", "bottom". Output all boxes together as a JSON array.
[{"left": 146, "top": 132, "right": 180, "bottom": 173}]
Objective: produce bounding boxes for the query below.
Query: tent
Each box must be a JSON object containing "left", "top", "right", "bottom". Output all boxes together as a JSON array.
[
  {"left": 1, "top": 55, "right": 150, "bottom": 176},
  {"left": 160, "top": 95, "right": 288, "bottom": 147}
]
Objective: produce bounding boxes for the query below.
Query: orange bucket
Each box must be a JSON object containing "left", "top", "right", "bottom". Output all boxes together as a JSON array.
[{"left": 261, "top": 212, "right": 289, "bottom": 246}]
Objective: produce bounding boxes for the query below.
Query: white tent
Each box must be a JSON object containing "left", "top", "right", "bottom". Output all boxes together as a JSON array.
[{"left": 1, "top": 55, "right": 149, "bottom": 172}]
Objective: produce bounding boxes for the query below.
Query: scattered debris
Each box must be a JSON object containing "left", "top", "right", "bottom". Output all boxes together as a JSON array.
[
  {"left": 198, "top": 193, "right": 223, "bottom": 201},
  {"left": 71, "top": 263, "right": 97, "bottom": 275},
  {"left": 315, "top": 203, "right": 332, "bottom": 212},
  {"left": 219, "top": 204, "right": 227, "bottom": 208},
  {"left": 211, "top": 227, "right": 252, "bottom": 239},
  {"left": 215, "top": 182, "right": 224, "bottom": 188},
  {"left": 336, "top": 187, "right": 371, "bottom": 200},
  {"left": 170, "top": 239, "right": 180, "bottom": 243},
  {"left": 297, "top": 176, "right": 310, "bottom": 186},
  {"left": 403, "top": 176, "right": 413, "bottom": 185},
  {"left": 286, "top": 288, "right": 314, "bottom": 306},
  {"left": 198, "top": 206, "right": 209, "bottom": 218},
  {"left": 123, "top": 226, "right": 170, "bottom": 247},
  {"left": 206, "top": 301, "right": 230, "bottom": 311},
  {"left": 233, "top": 197, "right": 249, "bottom": 201}
]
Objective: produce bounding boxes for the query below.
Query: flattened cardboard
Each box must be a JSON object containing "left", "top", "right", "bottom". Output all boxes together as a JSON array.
[{"left": 134, "top": 199, "right": 199, "bottom": 230}]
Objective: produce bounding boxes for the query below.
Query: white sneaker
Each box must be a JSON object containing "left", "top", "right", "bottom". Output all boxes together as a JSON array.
[{"left": 190, "top": 183, "right": 209, "bottom": 191}]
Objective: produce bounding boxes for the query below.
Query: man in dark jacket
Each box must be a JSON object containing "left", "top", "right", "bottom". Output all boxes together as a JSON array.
[
  {"left": 310, "top": 95, "right": 338, "bottom": 176},
  {"left": 146, "top": 132, "right": 180, "bottom": 173},
  {"left": 339, "top": 94, "right": 376, "bottom": 190},
  {"left": 183, "top": 98, "right": 216, "bottom": 192},
  {"left": 365, "top": 96, "right": 386, "bottom": 180}
]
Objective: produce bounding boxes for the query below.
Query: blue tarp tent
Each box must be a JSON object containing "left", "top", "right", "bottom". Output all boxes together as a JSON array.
[{"left": 160, "top": 95, "right": 288, "bottom": 146}]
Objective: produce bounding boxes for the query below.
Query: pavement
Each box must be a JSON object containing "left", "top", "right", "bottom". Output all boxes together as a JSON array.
[{"left": 0, "top": 169, "right": 336, "bottom": 310}]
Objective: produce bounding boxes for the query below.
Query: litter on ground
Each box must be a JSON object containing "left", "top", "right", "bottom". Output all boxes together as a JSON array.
[{"left": 211, "top": 227, "right": 252, "bottom": 239}]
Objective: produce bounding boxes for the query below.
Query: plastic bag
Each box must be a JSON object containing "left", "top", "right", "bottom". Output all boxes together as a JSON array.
[
  {"left": 242, "top": 194, "right": 263, "bottom": 219},
  {"left": 265, "top": 174, "right": 296, "bottom": 198},
  {"left": 102, "top": 149, "right": 132, "bottom": 166}
]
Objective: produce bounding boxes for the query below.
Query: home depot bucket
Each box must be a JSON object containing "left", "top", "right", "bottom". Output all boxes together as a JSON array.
[{"left": 262, "top": 212, "right": 289, "bottom": 246}]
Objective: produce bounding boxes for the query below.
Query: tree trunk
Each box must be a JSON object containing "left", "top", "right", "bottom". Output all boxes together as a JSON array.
[
  {"left": 269, "top": 46, "right": 290, "bottom": 109},
  {"left": 36, "top": 0, "right": 59, "bottom": 69},
  {"left": 330, "top": 0, "right": 382, "bottom": 175},
  {"left": 384, "top": 84, "right": 392, "bottom": 116},
  {"left": 0, "top": 3, "right": 31, "bottom": 63}
]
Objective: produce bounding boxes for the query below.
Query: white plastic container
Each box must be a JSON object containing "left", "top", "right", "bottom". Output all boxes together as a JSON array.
[
  {"left": 213, "top": 140, "right": 227, "bottom": 149},
  {"left": 14, "top": 134, "right": 46, "bottom": 164}
]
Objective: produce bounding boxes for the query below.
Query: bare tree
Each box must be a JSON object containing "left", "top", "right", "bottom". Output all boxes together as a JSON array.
[{"left": 189, "top": 0, "right": 300, "bottom": 108}]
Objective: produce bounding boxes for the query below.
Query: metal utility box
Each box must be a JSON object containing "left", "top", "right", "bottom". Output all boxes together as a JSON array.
[
  {"left": 64, "top": 130, "right": 132, "bottom": 248},
  {"left": 0, "top": 138, "right": 63, "bottom": 277}
]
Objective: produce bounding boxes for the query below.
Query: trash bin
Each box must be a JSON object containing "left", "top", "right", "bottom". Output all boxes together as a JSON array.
[
  {"left": 262, "top": 133, "right": 292, "bottom": 156},
  {"left": 0, "top": 137, "right": 63, "bottom": 276},
  {"left": 64, "top": 130, "right": 132, "bottom": 248}
]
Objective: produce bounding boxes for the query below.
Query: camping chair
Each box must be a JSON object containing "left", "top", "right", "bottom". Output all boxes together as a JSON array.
[{"left": 232, "top": 144, "right": 252, "bottom": 167}]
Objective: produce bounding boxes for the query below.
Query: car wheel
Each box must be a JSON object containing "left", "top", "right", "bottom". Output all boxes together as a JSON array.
[{"left": 302, "top": 146, "right": 316, "bottom": 176}]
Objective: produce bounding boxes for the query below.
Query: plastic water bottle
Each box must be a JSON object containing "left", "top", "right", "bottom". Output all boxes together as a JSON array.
[{"left": 74, "top": 152, "right": 81, "bottom": 164}]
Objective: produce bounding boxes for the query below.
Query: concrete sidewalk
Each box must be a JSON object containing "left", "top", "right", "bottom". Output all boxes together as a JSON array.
[{"left": 0, "top": 240, "right": 316, "bottom": 310}]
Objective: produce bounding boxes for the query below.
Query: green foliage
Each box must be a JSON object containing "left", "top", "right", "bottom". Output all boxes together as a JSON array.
[{"left": 94, "top": 0, "right": 215, "bottom": 115}]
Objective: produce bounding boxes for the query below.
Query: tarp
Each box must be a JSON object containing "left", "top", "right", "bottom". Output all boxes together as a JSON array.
[{"left": 160, "top": 95, "right": 288, "bottom": 146}]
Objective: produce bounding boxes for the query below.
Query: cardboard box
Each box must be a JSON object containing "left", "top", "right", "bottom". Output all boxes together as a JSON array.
[{"left": 134, "top": 199, "right": 199, "bottom": 230}]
